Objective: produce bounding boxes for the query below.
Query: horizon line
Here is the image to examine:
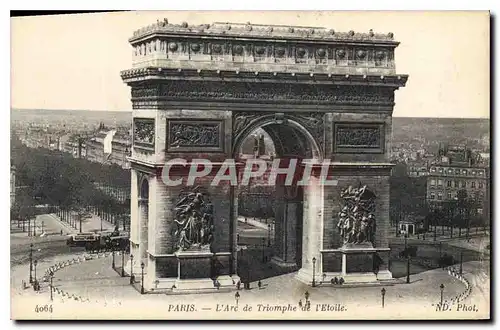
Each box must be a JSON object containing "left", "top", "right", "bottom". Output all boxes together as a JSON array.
[{"left": 10, "top": 108, "right": 491, "bottom": 120}]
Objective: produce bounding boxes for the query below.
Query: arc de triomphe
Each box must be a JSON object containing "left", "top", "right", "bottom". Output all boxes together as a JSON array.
[{"left": 121, "top": 20, "right": 407, "bottom": 292}]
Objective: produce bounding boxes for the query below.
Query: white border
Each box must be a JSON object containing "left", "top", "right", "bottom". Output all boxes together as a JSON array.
[{"left": 3, "top": 2, "right": 497, "bottom": 329}]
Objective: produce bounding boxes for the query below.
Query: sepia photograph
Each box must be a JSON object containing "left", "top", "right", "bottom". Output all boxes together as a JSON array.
[{"left": 9, "top": 10, "right": 490, "bottom": 320}]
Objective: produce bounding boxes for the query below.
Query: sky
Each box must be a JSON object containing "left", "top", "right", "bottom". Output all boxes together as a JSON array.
[{"left": 10, "top": 11, "right": 490, "bottom": 118}]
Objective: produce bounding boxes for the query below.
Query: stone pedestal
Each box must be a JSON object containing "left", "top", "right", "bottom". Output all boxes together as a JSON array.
[
  {"left": 340, "top": 243, "right": 379, "bottom": 283},
  {"left": 174, "top": 250, "right": 215, "bottom": 291}
]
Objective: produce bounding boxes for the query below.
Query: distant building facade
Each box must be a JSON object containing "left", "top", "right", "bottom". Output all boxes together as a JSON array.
[
  {"left": 426, "top": 144, "right": 488, "bottom": 218},
  {"left": 110, "top": 131, "right": 132, "bottom": 169},
  {"left": 407, "top": 161, "right": 429, "bottom": 177}
]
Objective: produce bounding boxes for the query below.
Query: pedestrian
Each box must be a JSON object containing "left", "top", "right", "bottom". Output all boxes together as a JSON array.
[
  {"left": 258, "top": 280, "right": 262, "bottom": 289},
  {"left": 333, "top": 277, "right": 339, "bottom": 285},
  {"left": 339, "top": 277, "right": 345, "bottom": 285},
  {"left": 236, "top": 280, "right": 241, "bottom": 290}
]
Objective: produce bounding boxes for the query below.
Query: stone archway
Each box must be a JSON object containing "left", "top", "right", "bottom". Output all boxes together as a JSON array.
[
  {"left": 232, "top": 114, "right": 322, "bottom": 274},
  {"left": 138, "top": 176, "right": 149, "bottom": 268},
  {"left": 122, "top": 20, "right": 408, "bottom": 292}
]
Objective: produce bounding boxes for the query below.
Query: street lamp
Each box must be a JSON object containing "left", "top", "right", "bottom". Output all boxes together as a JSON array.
[
  {"left": 141, "top": 262, "right": 145, "bottom": 294},
  {"left": 261, "top": 237, "right": 266, "bottom": 263},
  {"left": 235, "top": 292, "right": 240, "bottom": 306},
  {"left": 33, "top": 260, "right": 38, "bottom": 286},
  {"left": 459, "top": 250, "right": 463, "bottom": 275},
  {"left": 267, "top": 223, "right": 271, "bottom": 247},
  {"left": 112, "top": 250, "right": 115, "bottom": 269},
  {"left": 405, "top": 234, "right": 410, "bottom": 284},
  {"left": 129, "top": 254, "right": 135, "bottom": 284},
  {"left": 121, "top": 248, "right": 125, "bottom": 277},
  {"left": 439, "top": 283, "right": 445, "bottom": 305},
  {"left": 49, "top": 270, "right": 54, "bottom": 301},
  {"left": 312, "top": 257, "right": 317, "bottom": 287},
  {"left": 381, "top": 288, "right": 386, "bottom": 308},
  {"left": 29, "top": 243, "right": 33, "bottom": 284}
]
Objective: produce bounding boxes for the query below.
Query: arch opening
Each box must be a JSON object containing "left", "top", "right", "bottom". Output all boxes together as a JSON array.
[{"left": 233, "top": 116, "right": 318, "bottom": 282}]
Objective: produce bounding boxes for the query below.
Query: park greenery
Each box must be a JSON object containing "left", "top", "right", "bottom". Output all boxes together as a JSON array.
[
  {"left": 390, "top": 162, "right": 486, "bottom": 236},
  {"left": 11, "top": 135, "right": 130, "bottom": 231}
]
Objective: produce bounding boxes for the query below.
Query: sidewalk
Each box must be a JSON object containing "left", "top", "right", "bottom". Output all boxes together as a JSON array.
[
  {"left": 237, "top": 216, "right": 272, "bottom": 230},
  {"left": 48, "top": 212, "right": 115, "bottom": 234},
  {"left": 29, "top": 255, "right": 489, "bottom": 319}
]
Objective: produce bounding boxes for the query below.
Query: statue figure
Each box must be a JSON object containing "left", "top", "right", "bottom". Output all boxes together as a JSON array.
[
  {"left": 173, "top": 188, "right": 214, "bottom": 251},
  {"left": 258, "top": 134, "right": 266, "bottom": 156},
  {"left": 336, "top": 184, "right": 377, "bottom": 245},
  {"left": 253, "top": 135, "right": 259, "bottom": 158}
]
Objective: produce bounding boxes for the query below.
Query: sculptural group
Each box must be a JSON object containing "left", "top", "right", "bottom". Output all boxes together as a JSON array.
[
  {"left": 337, "top": 185, "right": 377, "bottom": 245},
  {"left": 173, "top": 189, "right": 214, "bottom": 251}
]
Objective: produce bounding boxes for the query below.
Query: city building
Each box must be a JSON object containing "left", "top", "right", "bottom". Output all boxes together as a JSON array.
[
  {"left": 86, "top": 130, "right": 115, "bottom": 163},
  {"left": 407, "top": 160, "right": 429, "bottom": 177},
  {"left": 426, "top": 144, "right": 488, "bottom": 217},
  {"left": 110, "top": 131, "right": 131, "bottom": 169}
]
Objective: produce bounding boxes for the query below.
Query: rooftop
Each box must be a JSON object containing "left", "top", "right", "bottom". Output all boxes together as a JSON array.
[{"left": 130, "top": 20, "right": 397, "bottom": 44}]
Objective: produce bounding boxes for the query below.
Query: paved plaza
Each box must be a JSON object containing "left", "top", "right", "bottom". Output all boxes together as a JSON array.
[
  {"left": 11, "top": 248, "right": 489, "bottom": 319},
  {"left": 11, "top": 213, "right": 490, "bottom": 319}
]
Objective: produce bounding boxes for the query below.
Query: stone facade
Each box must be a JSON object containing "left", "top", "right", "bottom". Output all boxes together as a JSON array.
[{"left": 122, "top": 20, "right": 407, "bottom": 292}]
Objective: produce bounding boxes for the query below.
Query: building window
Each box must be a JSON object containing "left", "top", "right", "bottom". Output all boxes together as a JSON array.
[
  {"left": 472, "top": 171, "right": 476, "bottom": 175},
  {"left": 471, "top": 181, "right": 476, "bottom": 188},
  {"left": 430, "top": 179, "right": 436, "bottom": 186},
  {"left": 462, "top": 170, "right": 467, "bottom": 175},
  {"left": 455, "top": 169, "right": 461, "bottom": 175},
  {"left": 461, "top": 181, "right": 466, "bottom": 188},
  {"left": 430, "top": 167, "right": 436, "bottom": 173},
  {"left": 438, "top": 167, "right": 443, "bottom": 173},
  {"left": 448, "top": 169, "right": 453, "bottom": 174},
  {"left": 447, "top": 192, "right": 452, "bottom": 199},
  {"left": 438, "top": 179, "right": 443, "bottom": 186},
  {"left": 430, "top": 192, "right": 435, "bottom": 199},
  {"left": 447, "top": 180, "right": 452, "bottom": 187},
  {"left": 454, "top": 180, "right": 459, "bottom": 188},
  {"left": 478, "top": 171, "right": 484, "bottom": 176},
  {"left": 437, "top": 193, "right": 443, "bottom": 200},
  {"left": 479, "top": 182, "right": 484, "bottom": 189}
]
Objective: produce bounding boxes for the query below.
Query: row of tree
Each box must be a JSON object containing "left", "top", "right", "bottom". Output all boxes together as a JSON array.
[
  {"left": 390, "top": 162, "right": 488, "bottom": 235},
  {"left": 11, "top": 135, "right": 131, "bottom": 231}
]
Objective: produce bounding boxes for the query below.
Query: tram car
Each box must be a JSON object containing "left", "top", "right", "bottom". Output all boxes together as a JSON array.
[
  {"left": 66, "top": 232, "right": 101, "bottom": 248},
  {"left": 66, "top": 231, "right": 130, "bottom": 252}
]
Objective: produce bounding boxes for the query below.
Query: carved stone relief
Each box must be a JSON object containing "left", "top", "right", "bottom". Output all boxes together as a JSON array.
[
  {"left": 167, "top": 120, "right": 223, "bottom": 152},
  {"left": 173, "top": 187, "right": 214, "bottom": 252},
  {"left": 334, "top": 124, "right": 384, "bottom": 153},
  {"left": 131, "top": 82, "right": 394, "bottom": 106},
  {"left": 133, "top": 118, "right": 155, "bottom": 148},
  {"left": 291, "top": 113, "right": 325, "bottom": 151},
  {"left": 336, "top": 126, "right": 381, "bottom": 147},
  {"left": 336, "top": 184, "right": 376, "bottom": 246}
]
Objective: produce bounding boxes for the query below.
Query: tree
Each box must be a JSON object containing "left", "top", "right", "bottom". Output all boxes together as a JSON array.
[{"left": 390, "top": 162, "right": 428, "bottom": 233}]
